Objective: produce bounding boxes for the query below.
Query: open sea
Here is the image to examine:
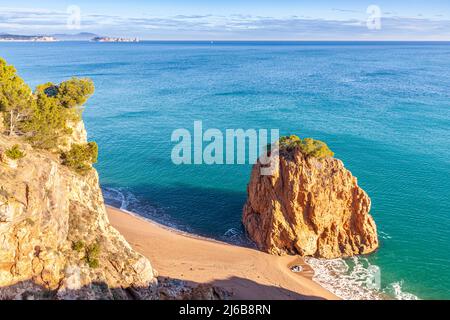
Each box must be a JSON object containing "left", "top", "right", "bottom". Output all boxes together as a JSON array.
[{"left": 1, "top": 41, "right": 449, "bottom": 300}]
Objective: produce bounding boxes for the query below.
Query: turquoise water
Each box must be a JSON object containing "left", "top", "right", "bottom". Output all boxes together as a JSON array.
[{"left": 1, "top": 41, "right": 449, "bottom": 299}]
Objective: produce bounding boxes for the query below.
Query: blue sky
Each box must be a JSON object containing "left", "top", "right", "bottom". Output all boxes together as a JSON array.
[{"left": 1, "top": 0, "right": 449, "bottom": 40}]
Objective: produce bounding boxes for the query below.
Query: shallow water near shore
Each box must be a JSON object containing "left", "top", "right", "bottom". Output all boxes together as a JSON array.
[{"left": 2, "top": 41, "right": 450, "bottom": 300}]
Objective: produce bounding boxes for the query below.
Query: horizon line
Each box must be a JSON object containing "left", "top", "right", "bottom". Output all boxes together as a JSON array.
[
  {"left": 43, "top": 39, "right": 450, "bottom": 42},
  {"left": 11, "top": 38, "right": 450, "bottom": 42}
]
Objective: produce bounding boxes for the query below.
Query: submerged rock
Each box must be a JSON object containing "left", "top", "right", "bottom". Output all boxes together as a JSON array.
[{"left": 242, "top": 146, "right": 378, "bottom": 259}]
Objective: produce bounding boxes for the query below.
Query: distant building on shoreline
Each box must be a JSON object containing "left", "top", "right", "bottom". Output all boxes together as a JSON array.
[{"left": 91, "top": 37, "right": 140, "bottom": 43}]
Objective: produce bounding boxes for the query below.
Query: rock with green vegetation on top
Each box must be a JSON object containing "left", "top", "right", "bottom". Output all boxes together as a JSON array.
[{"left": 244, "top": 135, "right": 378, "bottom": 259}]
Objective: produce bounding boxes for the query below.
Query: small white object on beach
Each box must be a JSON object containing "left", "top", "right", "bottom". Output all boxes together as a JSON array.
[{"left": 290, "top": 265, "right": 303, "bottom": 273}]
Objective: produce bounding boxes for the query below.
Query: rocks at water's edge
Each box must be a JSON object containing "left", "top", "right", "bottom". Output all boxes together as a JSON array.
[{"left": 242, "top": 147, "right": 379, "bottom": 259}]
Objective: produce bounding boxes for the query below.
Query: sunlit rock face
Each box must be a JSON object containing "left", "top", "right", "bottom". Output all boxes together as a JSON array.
[
  {"left": 0, "top": 124, "right": 157, "bottom": 300},
  {"left": 243, "top": 149, "right": 379, "bottom": 259}
]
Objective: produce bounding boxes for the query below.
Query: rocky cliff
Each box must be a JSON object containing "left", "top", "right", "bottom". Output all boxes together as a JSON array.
[
  {"left": 242, "top": 147, "right": 378, "bottom": 259},
  {"left": 0, "top": 127, "right": 158, "bottom": 299}
]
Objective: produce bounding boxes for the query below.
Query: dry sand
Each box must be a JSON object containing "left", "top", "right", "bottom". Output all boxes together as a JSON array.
[{"left": 107, "top": 206, "right": 338, "bottom": 300}]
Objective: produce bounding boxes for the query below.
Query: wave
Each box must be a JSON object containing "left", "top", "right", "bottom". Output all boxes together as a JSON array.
[
  {"left": 102, "top": 186, "right": 185, "bottom": 231},
  {"left": 221, "top": 228, "right": 255, "bottom": 247},
  {"left": 304, "top": 256, "right": 419, "bottom": 300},
  {"left": 379, "top": 230, "right": 393, "bottom": 240},
  {"left": 222, "top": 228, "right": 241, "bottom": 242},
  {"left": 103, "top": 186, "right": 130, "bottom": 210},
  {"left": 384, "top": 281, "right": 420, "bottom": 300},
  {"left": 102, "top": 186, "right": 255, "bottom": 247}
]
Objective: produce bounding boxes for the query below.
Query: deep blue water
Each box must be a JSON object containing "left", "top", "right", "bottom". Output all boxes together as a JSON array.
[{"left": 1, "top": 41, "right": 449, "bottom": 299}]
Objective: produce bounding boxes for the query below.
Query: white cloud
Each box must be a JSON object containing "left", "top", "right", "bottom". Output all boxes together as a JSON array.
[{"left": 0, "top": 7, "right": 450, "bottom": 40}]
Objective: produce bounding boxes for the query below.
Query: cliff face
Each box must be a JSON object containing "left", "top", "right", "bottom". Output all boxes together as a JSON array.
[
  {"left": 0, "top": 127, "right": 157, "bottom": 299},
  {"left": 61, "top": 120, "right": 88, "bottom": 152},
  {"left": 242, "top": 149, "right": 378, "bottom": 259}
]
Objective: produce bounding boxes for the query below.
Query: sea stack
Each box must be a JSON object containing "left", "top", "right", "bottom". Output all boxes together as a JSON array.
[{"left": 242, "top": 136, "right": 379, "bottom": 259}]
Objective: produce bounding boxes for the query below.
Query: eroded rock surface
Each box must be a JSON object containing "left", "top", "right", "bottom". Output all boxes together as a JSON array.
[
  {"left": 0, "top": 130, "right": 157, "bottom": 300},
  {"left": 242, "top": 148, "right": 378, "bottom": 259}
]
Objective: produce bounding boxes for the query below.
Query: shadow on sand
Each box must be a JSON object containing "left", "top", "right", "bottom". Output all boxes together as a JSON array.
[{"left": 0, "top": 275, "right": 326, "bottom": 300}]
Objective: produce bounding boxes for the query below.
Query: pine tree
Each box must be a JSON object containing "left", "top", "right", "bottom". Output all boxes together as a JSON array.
[
  {"left": 57, "top": 77, "right": 95, "bottom": 109},
  {"left": 0, "top": 58, "right": 33, "bottom": 136},
  {"left": 24, "top": 79, "right": 95, "bottom": 149},
  {"left": 24, "top": 83, "right": 72, "bottom": 149}
]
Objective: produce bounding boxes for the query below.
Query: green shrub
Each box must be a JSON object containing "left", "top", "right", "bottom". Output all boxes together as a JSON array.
[
  {"left": 85, "top": 243, "right": 100, "bottom": 269},
  {"left": 299, "top": 138, "right": 334, "bottom": 158},
  {"left": 72, "top": 240, "right": 84, "bottom": 252},
  {"left": 61, "top": 142, "right": 98, "bottom": 174},
  {"left": 1, "top": 59, "right": 97, "bottom": 153},
  {"left": 1, "top": 59, "right": 96, "bottom": 150},
  {"left": 25, "top": 83, "right": 76, "bottom": 149},
  {"left": 279, "top": 135, "right": 334, "bottom": 159},
  {"left": 56, "top": 78, "right": 95, "bottom": 109},
  {"left": 24, "top": 218, "right": 35, "bottom": 226},
  {"left": 279, "top": 135, "right": 302, "bottom": 151},
  {"left": 87, "top": 258, "right": 99, "bottom": 269},
  {"left": 4, "top": 144, "right": 25, "bottom": 160}
]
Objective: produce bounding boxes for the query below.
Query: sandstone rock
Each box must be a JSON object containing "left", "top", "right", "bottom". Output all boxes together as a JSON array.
[
  {"left": 157, "top": 277, "right": 231, "bottom": 300},
  {"left": 0, "top": 114, "right": 4, "bottom": 135},
  {"left": 242, "top": 148, "right": 378, "bottom": 259},
  {"left": 0, "top": 126, "right": 157, "bottom": 300},
  {"left": 60, "top": 120, "right": 88, "bottom": 153}
]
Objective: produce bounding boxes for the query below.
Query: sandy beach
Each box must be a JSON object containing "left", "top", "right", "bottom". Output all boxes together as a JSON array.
[{"left": 107, "top": 206, "right": 338, "bottom": 300}]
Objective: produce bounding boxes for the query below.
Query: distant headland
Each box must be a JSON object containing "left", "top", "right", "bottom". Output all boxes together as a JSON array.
[
  {"left": 0, "top": 34, "right": 56, "bottom": 42},
  {"left": 91, "top": 36, "right": 140, "bottom": 43},
  {"left": 0, "top": 33, "right": 139, "bottom": 42}
]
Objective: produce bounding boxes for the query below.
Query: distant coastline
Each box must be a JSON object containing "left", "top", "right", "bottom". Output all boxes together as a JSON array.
[
  {"left": 0, "top": 33, "right": 139, "bottom": 42},
  {"left": 91, "top": 36, "right": 139, "bottom": 43},
  {"left": 0, "top": 34, "right": 57, "bottom": 42},
  {"left": 0, "top": 35, "right": 449, "bottom": 44}
]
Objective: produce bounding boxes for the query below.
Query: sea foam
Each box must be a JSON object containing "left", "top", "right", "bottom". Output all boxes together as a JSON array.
[
  {"left": 305, "top": 256, "right": 419, "bottom": 300},
  {"left": 102, "top": 186, "right": 184, "bottom": 231}
]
